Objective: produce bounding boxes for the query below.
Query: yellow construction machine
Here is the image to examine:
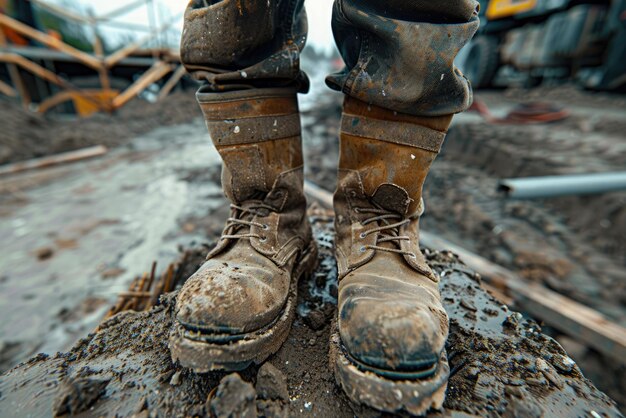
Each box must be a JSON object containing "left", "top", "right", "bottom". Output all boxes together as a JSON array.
[{"left": 458, "top": 0, "right": 626, "bottom": 90}]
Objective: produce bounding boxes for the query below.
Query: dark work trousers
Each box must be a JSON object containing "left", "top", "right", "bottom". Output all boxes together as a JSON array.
[{"left": 180, "top": 0, "right": 480, "bottom": 116}]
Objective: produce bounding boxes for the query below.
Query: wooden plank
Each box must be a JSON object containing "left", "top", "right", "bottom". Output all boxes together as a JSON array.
[
  {"left": 0, "top": 52, "right": 68, "bottom": 87},
  {"left": 35, "top": 90, "right": 76, "bottom": 114},
  {"left": 157, "top": 65, "right": 186, "bottom": 101},
  {"left": 0, "top": 78, "right": 18, "bottom": 97},
  {"left": 303, "top": 181, "right": 626, "bottom": 364},
  {"left": 112, "top": 61, "right": 173, "bottom": 108},
  {"left": 481, "top": 282, "right": 514, "bottom": 306},
  {"left": 0, "top": 26, "right": 30, "bottom": 107},
  {"left": 0, "top": 146, "right": 108, "bottom": 176},
  {"left": 0, "top": 52, "right": 109, "bottom": 112},
  {"left": 0, "top": 14, "right": 102, "bottom": 70},
  {"left": 304, "top": 180, "right": 333, "bottom": 207}
]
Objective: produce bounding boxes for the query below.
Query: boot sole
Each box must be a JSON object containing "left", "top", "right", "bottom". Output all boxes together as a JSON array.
[
  {"left": 169, "top": 241, "right": 318, "bottom": 373},
  {"left": 330, "top": 320, "right": 449, "bottom": 416}
]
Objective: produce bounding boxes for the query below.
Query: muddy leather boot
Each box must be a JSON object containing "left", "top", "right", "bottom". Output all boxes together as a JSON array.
[
  {"left": 170, "top": 87, "right": 317, "bottom": 372},
  {"left": 330, "top": 97, "right": 452, "bottom": 415}
]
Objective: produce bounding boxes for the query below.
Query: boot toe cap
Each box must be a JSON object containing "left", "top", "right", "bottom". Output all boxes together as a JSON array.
[
  {"left": 175, "top": 259, "right": 288, "bottom": 334},
  {"left": 339, "top": 296, "right": 448, "bottom": 371}
]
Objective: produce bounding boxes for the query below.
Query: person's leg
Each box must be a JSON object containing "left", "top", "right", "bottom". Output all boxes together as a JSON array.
[
  {"left": 181, "top": 0, "right": 309, "bottom": 92},
  {"left": 328, "top": 1, "right": 480, "bottom": 414},
  {"left": 170, "top": 0, "right": 317, "bottom": 372},
  {"left": 327, "top": 0, "right": 479, "bottom": 115}
]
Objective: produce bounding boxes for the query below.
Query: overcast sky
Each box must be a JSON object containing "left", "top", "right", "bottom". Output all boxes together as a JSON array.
[{"left": 44, "top": 0, "right": 336, "bottom": 52}]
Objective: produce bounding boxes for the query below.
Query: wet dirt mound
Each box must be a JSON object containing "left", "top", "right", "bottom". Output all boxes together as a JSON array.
[
  {"left": 0, "top": 218, "right": 620, "bottom": 417},
  {"left": 0, "top": 92, "right": 201, "bottom": 166}
]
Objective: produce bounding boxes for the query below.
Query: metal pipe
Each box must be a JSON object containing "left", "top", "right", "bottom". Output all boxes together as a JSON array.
[{"left": 498, "top": 172, "right": 626, "bottom": 199}]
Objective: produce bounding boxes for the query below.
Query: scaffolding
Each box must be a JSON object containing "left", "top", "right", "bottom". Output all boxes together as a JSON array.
[{"left": 0, "top": 0, "right": 187, "bottom": 116}]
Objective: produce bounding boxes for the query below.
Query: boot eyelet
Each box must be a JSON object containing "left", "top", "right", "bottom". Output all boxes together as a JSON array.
[
  {"left": 260, "top": 236, "right": 268, "bottom": 242},
  {"left": 408, "top": 253, "right": 417, "bottom": 258},
  {"left": 262, "top": 224, "right": 269, "bottom": 230},
  {"left": 359, "top": 246, "right": 366, "bottom": 253},
  {"left": 349, "top": 190, "right": 357, "bottom": 198},
  {"left": 359, "top": 232, "right": 367, "bottom": 239}
]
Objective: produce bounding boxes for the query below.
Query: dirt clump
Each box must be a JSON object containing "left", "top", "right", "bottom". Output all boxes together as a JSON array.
[
  {"left": 256, "top": 363, "right": 289, "bottom": 403},
  {"left": 209, "top": 373, "right": 257, "bottom": 418}
]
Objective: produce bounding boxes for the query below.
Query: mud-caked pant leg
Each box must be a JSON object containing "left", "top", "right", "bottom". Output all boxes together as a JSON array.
[
  {"left": 327, "top": 0, "right": 480, "bottom": 116},
  {"left": 181, "top": 0, "right": 308, "bottom": 92}
]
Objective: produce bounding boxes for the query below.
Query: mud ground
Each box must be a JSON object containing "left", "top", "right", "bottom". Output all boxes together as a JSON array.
[
  {"left": 0, "top": 91, "right": 200, "bottom": 166},
  {"left": 1, "top": 82, "right": 625, "bottom": 414},
  {"left": 0, "top": 217, "right": 622, "bottom": 417}
]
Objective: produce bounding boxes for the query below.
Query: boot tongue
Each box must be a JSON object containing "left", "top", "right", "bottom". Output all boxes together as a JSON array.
[{"left": 371, "top": 184, "right": 412, "bottom": 216}]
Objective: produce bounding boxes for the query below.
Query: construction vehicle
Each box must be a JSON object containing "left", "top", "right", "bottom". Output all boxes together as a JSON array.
[{"left": 458, "top": 0, "right": 626, "bottom": 91}]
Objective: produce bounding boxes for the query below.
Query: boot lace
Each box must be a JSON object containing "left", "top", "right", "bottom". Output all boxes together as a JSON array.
[
  {"left": 221, "top": 203, "right": 275, "bottom": 242},
  {"left": 355, "top": 205, "right": 416, "bottom": 258}
]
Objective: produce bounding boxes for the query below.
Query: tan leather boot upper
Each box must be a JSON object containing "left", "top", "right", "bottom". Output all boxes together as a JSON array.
[
  {"left": 335, "top": 97, "right": 451, "bottom": 374},
  {"left": 175, "top": 88, "right": 312, "bottom": 335}
]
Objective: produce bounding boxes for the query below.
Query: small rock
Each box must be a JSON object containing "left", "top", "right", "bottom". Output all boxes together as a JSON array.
[
  {"left": 169, "top": 371, "right": 182, "bottom": 386},
  {"left": 503, "top": 312, "right": 523, "bottom": 330},
  {"left": 209, "top": 373, "right": 256, "bottom": 418},
  {"left": 35, "top": 247, "right": 54, "bottom": 261},
  {"left": 256, "top": 363, "right": 288, "bottom": 402},
  {"left": 551, "top": 354, "right": 576, "bottom": 374},
  {"left": 536, "top": 358, "right": 563, "bottom": 389}
]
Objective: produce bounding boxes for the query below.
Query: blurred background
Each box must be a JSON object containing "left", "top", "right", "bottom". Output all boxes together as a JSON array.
[{"left": 0, "top": 0, "right": 625, "bottom": 413}]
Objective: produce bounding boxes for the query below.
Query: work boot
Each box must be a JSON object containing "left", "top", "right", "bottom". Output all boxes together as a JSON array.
[
  {"left": 170, "top": 87, "right": 317, "bottom": 372},
  {"left": 330, "top": 97, "right": 452, "bottom": 415}
]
